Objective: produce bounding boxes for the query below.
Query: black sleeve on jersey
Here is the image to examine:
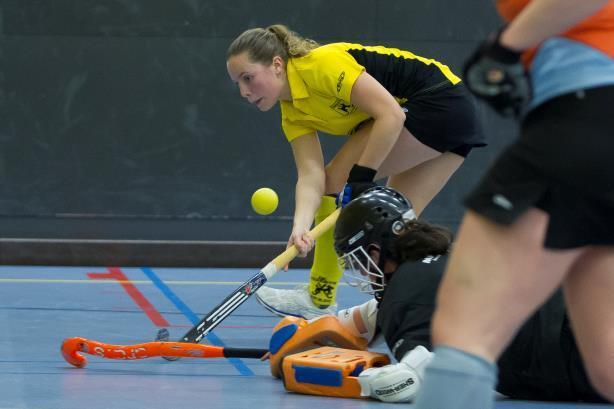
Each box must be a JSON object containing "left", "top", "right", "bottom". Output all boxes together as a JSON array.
[
  {"left": 376, "top": 256, "right": 446, "bottom": 361},
  {"left": 346, "top": 47, "right": 454, "bottom": 99}
]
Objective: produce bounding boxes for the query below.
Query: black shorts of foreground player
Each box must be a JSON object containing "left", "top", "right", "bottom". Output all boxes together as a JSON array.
[{"left": 331, "top": 187, "right": 606, "bottom": 403}]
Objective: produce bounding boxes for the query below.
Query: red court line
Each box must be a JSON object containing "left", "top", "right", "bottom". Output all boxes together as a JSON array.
[{"left": 88, "top": 267, "right": 170, "bottom": 327}]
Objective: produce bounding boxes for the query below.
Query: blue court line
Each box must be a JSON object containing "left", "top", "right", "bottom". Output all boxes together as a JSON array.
[{"left": 140, "top": 267, "right": 254, "bottom": 376}]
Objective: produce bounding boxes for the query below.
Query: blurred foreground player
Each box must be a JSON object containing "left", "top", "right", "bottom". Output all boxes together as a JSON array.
[{"left": 415, "top": 1, "right": 614, "bottom": 408}]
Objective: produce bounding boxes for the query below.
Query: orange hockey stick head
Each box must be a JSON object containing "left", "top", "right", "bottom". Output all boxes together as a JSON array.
[{"left": 61, "top": 337, "right": 88, "bottom": 368}]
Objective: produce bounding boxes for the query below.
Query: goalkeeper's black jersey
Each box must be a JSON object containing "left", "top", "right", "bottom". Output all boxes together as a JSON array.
[{"left": 376, "top": 255, "right": 606, "bottom": 403}]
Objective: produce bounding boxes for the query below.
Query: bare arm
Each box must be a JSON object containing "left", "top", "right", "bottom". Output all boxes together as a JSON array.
[
  {"left": 290, "top": 132, "right": 326, "bottom": 254},
  {"left": 350, "top": 72, "right": 406, "bottom": 170},
  {"left": 501, "top": 0, "right": 611, "bottom": 51}
]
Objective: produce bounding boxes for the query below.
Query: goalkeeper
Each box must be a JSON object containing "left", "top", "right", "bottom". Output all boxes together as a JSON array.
[{"left": 327, "top": 187, "right": 606, "bottom": 403}]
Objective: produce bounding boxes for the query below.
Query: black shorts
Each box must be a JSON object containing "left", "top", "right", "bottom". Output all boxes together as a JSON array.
[
  {"left": 465, "top": 85, "right": 614, "bottom": 249},
  {"left": 401, "top": 82, "right": 486, "bottom": 157}
]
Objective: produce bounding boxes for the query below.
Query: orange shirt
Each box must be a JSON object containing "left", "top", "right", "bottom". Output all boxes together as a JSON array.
[{"left": 496, "top": 0, "right": 614, "bottom": 64}]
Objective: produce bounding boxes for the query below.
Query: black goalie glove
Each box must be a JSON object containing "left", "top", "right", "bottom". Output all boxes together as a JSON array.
[{"left": 463, "top": 29, "right": 531, "bottom": 117}]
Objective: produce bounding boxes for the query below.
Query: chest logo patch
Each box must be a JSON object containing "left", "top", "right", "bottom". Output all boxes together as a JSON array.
[
  {"left": 336, "top": 71, "right": 345, "bottom": 93},
  {"left": 330, "top": 98, "right": 357, "bottom": 116}
]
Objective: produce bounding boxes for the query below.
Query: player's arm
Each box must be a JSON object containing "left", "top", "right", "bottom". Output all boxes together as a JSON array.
[
  {"left": 290, "top": 132, "right": 326, "bottom": 254},
  {"left": 501, "top": 0, "right": 611, "bottom": 51},
  {"left": 349, "top": 72, "right": 406, "bottom": 170},
  {"left": 335, "top": 71, "right": 406, "bottom": 205}
]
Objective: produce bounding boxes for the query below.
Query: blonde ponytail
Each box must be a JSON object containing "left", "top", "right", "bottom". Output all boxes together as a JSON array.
[
  {"left": 266, "top": 24, "right": 319, "bottom": 58},
  {"left": 227, "top": 24, "right": 319, "bottom": 64}
]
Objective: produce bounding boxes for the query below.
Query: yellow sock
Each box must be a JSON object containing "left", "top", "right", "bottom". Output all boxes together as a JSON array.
[{"left": 309, "top": 195, "right": 343, "bottom": 307}]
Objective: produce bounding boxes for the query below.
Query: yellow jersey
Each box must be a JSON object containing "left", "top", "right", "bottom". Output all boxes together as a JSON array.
[{"left": 280, "top": 42, "right": 461, "bottom": 142}]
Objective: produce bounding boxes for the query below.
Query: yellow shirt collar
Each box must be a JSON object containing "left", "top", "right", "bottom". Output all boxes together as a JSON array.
[{"left": 286, "top": 59, "right": 310, "bottom": 100}]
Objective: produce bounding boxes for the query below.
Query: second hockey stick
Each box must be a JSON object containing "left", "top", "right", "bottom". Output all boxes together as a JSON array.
[{"left": 163, "top": 208, "right": 340, "bottom": 347}]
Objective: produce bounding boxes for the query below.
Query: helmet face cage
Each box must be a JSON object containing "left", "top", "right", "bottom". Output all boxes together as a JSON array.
[
  {"left": 334, "top": 187, "right": 418, "bottom": 297},
  {"left": 338, "top": 246, "right": 385, "bottom": 296}
]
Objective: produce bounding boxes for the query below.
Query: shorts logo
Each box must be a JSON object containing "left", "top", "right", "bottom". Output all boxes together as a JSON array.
[
  {"left": 330, "top": 98, "right": 357, "bottom": 116},
  {"left": 336, "top": 71, "right": 345, "bottom": 93},
  {"left": 492, "top": 194, "right": 514, "bottom": 210}
]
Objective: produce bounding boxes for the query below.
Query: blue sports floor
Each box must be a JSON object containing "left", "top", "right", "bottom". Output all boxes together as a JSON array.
[{"left": 0, "top": 265, "right": 611, "bottom": 409}]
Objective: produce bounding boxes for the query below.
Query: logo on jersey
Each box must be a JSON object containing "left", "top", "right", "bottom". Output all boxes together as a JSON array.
[
  {"left": 421, "top": 255, "right": 441, "bottom": 264},
  {"left": 336, "top": 71, "right": 345, "bottom": 93},
  {"left": 330, "top": 98, "right": 357, "bottom": 116}
]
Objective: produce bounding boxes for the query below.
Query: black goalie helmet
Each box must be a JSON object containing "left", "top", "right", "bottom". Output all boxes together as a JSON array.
[{"left": 333, "top": 186, "right": 416, "bottom": 298}]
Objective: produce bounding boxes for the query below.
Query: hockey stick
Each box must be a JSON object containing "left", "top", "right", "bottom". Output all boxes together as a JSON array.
[
  {"left": 161, "top": 208, "right": 340, "bottom": 351},
  {"left": 61, "top": 336, "right": 268, "bottom": 368}
]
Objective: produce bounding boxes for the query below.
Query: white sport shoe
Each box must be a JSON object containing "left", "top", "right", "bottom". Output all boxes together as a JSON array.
[{"left": 255, "top": 284, "right": 338, "bottom": 320}]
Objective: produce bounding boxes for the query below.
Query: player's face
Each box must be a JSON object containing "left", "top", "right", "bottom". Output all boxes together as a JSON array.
[{"left": 227, "top": 52, "right": 288, "bottom": 112}]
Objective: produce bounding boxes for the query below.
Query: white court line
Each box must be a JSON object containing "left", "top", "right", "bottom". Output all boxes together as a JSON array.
[{"left": 0, "top": 278, "right": 348, "bottom": 286}]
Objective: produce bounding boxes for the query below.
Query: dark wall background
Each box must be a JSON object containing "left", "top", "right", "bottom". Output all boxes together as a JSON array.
[{"left": 0, "top": 0, "right": 517, "bottom": 241}]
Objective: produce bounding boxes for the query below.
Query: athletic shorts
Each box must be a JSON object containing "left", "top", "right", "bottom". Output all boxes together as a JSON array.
[
  {"left": 465, "top": 85, "right": 614, "bottom": 249},
  {"left": 401, "top": 83, "right": 486, "bottom": 157}
]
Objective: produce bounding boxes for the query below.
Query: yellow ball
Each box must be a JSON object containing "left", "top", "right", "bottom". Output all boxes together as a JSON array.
[{"left": 251, "top": 187, "right": 279, "bottom": 215}]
